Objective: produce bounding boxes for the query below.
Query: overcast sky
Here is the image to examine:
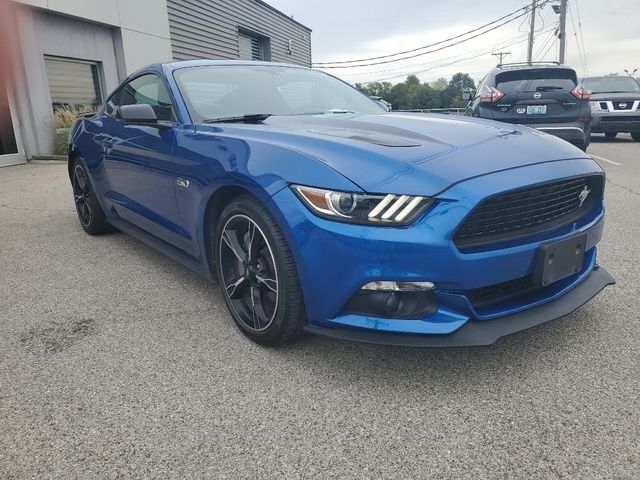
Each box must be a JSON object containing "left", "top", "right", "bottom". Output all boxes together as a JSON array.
[{"left": 265, "top": 0, "right": 640, "bottom": 85}]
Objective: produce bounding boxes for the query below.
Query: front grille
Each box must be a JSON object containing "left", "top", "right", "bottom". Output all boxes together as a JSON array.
[
  {"left": 467, "top": 277, "right": 540, "bottom": 309},
  {"left": 599, "top": 102, "right": 609, "bottom": 110},
  {"left": 602, "top": 116, "right": 640, "bottom": 122},
  {"left": 454, "top": 176, "right": 602, "bottom": 250},
  {"left": 613, "top": 101, "right": 634, "bottom": 110}
]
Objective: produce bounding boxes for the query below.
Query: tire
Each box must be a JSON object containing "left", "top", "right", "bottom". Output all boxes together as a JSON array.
[
  {"left": 214, "top": 195, "right": 305, "bottom": 346},
  {"left": 71, "top": 159, "right": 113, "bottom": 235},
  {"left": 605, "top": 132, "right": 618, "bottom": 139},
  {"left": 632, "top": 132, "right": 640, "bottom": 142}
]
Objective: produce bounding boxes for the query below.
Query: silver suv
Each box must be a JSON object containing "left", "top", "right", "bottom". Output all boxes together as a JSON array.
[{"left": 581, "top": 75, "right": 640, "bottom": 141}]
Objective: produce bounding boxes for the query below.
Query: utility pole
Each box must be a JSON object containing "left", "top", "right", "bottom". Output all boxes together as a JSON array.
[
  {"left": 527, "top": 0, "right": 537, "bottom": 63},
  {"left": 492, "top": 51, "right": 511, "bottom": 65},
  {"left": 558, "top": 0, "right": 568, "bottom": 64}
]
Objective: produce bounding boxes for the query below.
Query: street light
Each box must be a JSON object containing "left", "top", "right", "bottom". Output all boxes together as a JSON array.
[{"left": 624, "top": 68, "right": 638, "bottom": 76}]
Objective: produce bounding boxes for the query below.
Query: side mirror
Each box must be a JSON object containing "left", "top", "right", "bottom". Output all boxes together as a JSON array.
[
  {"left": 118, "top": 104, "right": 158, "bottom": 124},
  {"left": 369, "top": 96, "right": 391, "bottom": 112},
  {"left": 462, "top": 89, "right": 474, "bottom": 101}
]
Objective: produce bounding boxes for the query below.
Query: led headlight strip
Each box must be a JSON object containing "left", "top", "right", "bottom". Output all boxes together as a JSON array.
[{"left": 292, "top": 185, "right": 433, "bottom": 225}]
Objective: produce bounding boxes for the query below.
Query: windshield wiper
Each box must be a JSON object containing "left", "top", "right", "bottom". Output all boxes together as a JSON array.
[
  {"left": 296, "top": 109, "right": 358, "bottom": 116},
  {"left": 535, "top": 86, "right": 564, "bottom": 91},
  {"left": 203, "top": 113, "right": 272, "bottom": 124}
]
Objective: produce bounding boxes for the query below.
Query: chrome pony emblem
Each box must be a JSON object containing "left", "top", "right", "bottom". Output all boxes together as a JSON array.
[{"left": 578, "top": 186, "right": 591, "bottom": 208}]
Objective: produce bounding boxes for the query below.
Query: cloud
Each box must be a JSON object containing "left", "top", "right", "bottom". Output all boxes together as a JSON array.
[{"left": 266, "top": 0, "right": 640, "bottom": 83}]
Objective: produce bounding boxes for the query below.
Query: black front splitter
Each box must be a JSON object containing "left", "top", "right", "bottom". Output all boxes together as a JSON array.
[{"left": 303, "top": 267, "right": 615, "bottom": 347}]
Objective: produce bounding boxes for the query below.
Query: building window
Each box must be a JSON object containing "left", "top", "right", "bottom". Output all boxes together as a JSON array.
[
  {"left": 238, "top": 30, "right": 270, "bottom": 61},
  {"left": 44, "top": 56, "right": 103, "bottom": 113}
]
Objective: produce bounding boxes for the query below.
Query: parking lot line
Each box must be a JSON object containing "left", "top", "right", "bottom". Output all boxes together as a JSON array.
[{"left": 590, "top": 154, "right": 623, "bottom": 166}]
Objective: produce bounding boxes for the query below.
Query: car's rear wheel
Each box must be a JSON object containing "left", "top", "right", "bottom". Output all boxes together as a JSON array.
[
  {"left": 632, "top": 132, "right": 640, "bottom": 142},
  {"left": 605, "top": 132, "right": 618, "bottom": 139},
  {"left": 215, "top": 196, "right": 305, "bottom": 345},
  {"left": 71, "top": 160, "right": 113, "bottom": 235}
]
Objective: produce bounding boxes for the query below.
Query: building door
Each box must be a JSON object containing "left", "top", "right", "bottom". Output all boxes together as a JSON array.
[{"left": 0, "top": 82, "right": 25, "bottom": 167}]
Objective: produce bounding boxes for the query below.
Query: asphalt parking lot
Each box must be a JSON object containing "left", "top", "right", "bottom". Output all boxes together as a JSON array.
[{"left": 1, "top": 134, "right": 638, "bottom": 479}]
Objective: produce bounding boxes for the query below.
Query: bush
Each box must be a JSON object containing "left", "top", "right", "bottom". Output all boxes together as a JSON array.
[
  {"left": 52, "top": 105, "right": 95, "bottom": 155},
  {"left": 55, "top": 128, "right": 71, "bottom": 155}
]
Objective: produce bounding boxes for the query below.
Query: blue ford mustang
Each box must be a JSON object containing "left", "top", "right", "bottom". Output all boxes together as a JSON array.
[{"left": 68, "top": 60, "right": 614, "bottom": 346}]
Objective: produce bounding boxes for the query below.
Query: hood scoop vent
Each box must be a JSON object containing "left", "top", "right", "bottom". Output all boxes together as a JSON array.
[{"left": 307, "top": 129, "right": 421, "bottom": 147}]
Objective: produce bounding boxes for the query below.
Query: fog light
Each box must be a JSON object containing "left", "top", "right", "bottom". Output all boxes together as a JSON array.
[
  {"left": 344, "top": 282, "right": 438, "bottom": 319},
  {"left": 361, "top": 281, "right": 435, "bottom": 292}
]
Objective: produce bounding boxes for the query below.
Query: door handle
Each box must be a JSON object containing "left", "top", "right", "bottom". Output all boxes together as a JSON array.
[{"left": 101, "top": 138, "right": 114, "bottom": 153}]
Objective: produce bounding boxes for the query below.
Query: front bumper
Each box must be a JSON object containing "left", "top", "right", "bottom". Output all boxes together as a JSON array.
[
  {"left": 591, "top": 112, "right": 640, "bottom": 133},
  {"left": 268, "top": 158, "right": 609, "bottom": 343},
  {"left": 304, "top": 266, "right": 614, "bottom": 346}
]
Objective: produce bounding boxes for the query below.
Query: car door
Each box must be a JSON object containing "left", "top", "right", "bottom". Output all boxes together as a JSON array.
[{"left": 99, "top": 74, "right": 193, "bottom": 253}]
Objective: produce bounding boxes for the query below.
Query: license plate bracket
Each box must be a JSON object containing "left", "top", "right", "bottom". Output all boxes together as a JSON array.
[
  {"left": 527, "top": 105, "right": 547, "bottom": 115},
  {"left": 533, "top": 234, "right": 587, "bottom": 287}
]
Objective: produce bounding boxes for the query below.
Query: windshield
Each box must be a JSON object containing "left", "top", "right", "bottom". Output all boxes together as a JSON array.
[
  {"left": 174, "top": 65, "right": 384, "bottom": 122},
  {"left": 496, "top": 69, "right": 577, "bottom": 94},
  {"left": 581, "top": 76, "right": 640, "bottom": 94}
]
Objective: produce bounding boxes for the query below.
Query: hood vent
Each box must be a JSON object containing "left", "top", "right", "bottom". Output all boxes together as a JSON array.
[{"left": 307, "top": 129, "right": 421, "bottom": 147}]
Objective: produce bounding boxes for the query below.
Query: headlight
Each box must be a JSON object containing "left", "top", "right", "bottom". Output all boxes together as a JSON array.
[
  {"left": 291, "top": 185, "right": 434, "bottom": 225},
  {"left": 590, "top": 101, "right": 601, "bottom": 112}
]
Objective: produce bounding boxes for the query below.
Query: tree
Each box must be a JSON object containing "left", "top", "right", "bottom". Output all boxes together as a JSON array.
[
  {"left": 430, "top": 78, "right": 448, "bottom": 91},
  {"left": 359, "top": 81, "right": 393, "bottom": 99},
  {"left": 442, "top": 73, "right": 477, "bottom": 108},
  {"left": 356, "top": 72, "right": 476, "bottom": 110}
]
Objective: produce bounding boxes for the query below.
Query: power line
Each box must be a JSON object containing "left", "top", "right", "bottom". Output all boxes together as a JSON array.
[
  {"left": 574, "top": 0, "right": 589, "bottom": 74},
  {"left": 359, "top": 28, "right": 555, "bottom": 84},
  {"left": 568, "top": 3, "right": 587, "bottom": 75},
  {"left": 313, "top": 0, "right": 552, "bottom": 68},
  {"left": 538, "top": 30, "right": 558, "bottom": 60},
  {"left": 316, "top": 5, "right": 551, "bottom": 70},
  {"left": 533, "top": 25, "right": 557, "bottom": 60},
  {"left": 344, "top": 32, "right": 530, "bottom": 81},
  {"left": 313, "top": 2, "right": 534, "bottom": 66}
]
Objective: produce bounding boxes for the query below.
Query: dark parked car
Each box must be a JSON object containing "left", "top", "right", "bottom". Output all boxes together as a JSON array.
[
  {"left": 465, "top": 62, "right": 592, "bottom": 151},
  {"left": 581, "top": 75, "right": 640, "bottom": 141}
]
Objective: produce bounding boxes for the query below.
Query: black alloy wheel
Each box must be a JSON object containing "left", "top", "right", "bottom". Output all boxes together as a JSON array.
[
  {"left": 219, "top": 214, "right": 279, "bottom": 332},
  {"left": 71, "top": 159, "right": 113, "bottom": 235},
  {"left": 73, "top": 164, "right": 92, "bottom": 228},
  {"left": 215, "top": 196, "right": 305, "bottom": 345}
]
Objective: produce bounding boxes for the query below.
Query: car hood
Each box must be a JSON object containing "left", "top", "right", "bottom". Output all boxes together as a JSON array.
[
  {"left": 590, "top": 92, "right": 640, "bottom": 101},
  {"left": 199, "top": 113, "right": 590, "bottom": 196}
]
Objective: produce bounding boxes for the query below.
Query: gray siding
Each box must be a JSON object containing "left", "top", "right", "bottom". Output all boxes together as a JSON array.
[{"left": 167, "top": 0, "right": 312, "bottom": 66}]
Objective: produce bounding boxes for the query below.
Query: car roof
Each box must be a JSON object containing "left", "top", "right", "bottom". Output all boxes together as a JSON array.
[
  {"left": 164, "top": 59, "right": 311, "bottom": 71},
  {"left": 581, "top": 75, "right": 637, "bottom": 80},
  {"left": 491, "top": 62, "right": 576, "bottom": 74}
]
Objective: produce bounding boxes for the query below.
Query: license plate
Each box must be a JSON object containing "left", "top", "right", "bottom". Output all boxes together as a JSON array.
[
  {"left": 533, "top": 234, "right": 587, "bottom": 287},
  {"left": 527, "top": 105, "right": 547, "bottom": 115}
]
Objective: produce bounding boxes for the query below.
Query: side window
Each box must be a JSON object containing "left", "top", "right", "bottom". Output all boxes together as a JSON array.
[
  {"left": 113, "top": 74, "right": 177, "bottom": 122},
  {"left": 475, "top": 75, "right": 488, "bottom": 98},
  {"left": 104, "top": 89, "right": 121, "bottom": 117}
]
